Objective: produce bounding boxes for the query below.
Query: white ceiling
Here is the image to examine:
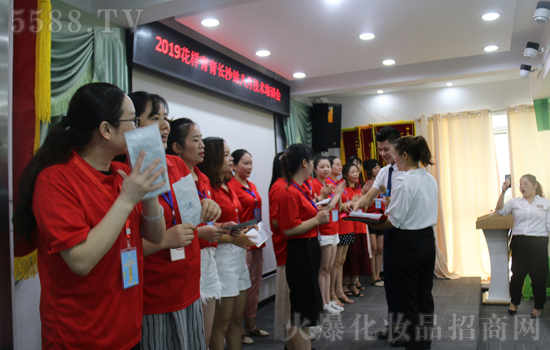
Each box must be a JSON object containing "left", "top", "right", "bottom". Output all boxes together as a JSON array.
[{"left": 61, "top": 0, "right": 548, "bottom": 99}]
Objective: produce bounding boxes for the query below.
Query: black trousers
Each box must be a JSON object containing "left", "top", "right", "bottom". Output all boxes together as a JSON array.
[
  {"left": 383, "top": 229, "right": 400, "bottom": 320},
  {"left": 286, "top": 237, "right": 323, "bottom": 327},
  {"left": 391, "top": 227, "right": 436, "bottom": 350},
  {"left": 510, "top": 235, "right": 549, "bottom": 310}
]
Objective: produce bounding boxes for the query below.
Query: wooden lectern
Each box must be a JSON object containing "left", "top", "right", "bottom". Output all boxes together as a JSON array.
[{"left": 476, "top": 213, "right": 513, "bottom": 305}]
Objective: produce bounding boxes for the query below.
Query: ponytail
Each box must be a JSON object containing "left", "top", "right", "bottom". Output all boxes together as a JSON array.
[
  {"left": 13, "top": 83, "right": 126, "bottom": 243},
  {"left": 280, "top": 153, "right": 292, "bottom": 183},
  {"left": 521, "top": 174, "right": 545, "bottom": 198},
  {"left": 269, "top": 152, "right": 284, "bottom": 190},
  {"left": 393, "top": 135, "right": 434, "bottom": 167}
]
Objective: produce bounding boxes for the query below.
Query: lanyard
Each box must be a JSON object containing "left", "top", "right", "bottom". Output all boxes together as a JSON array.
[
  {"left": 291, "top": 183, "right": 318, "bottom": 212},
  {"left": 326, "top": 177, "right": 338, "bottom": 186},
  {"left": 161, "top": 191, "right": 176, "bottom": 226},
  {"left": 304, "top": 179, "right": 313, "bottom": 196},
  {"left": 197, "top": 189, "right": 207, "bottom": 199},
  {"left": 72, "top": 156, "right": 132, "bottom": 248},
  {"left": 243, "top": 187, "right": 259, "bottom": 208}
]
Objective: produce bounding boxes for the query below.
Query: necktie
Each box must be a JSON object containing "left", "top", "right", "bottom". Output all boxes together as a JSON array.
[{"left": 387, "top": 166, "right": 394, "bottom": 196}]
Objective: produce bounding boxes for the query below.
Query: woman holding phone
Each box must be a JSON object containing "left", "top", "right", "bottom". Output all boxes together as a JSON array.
[
  {"left": 199, "top": 137, "right": 255, "bottom": 350},
  {"left": 13, "top": 83, "right": 166, "bottom": 349},
  {"left": 496, "top": 174, "right": 550, "bottom": 318}
]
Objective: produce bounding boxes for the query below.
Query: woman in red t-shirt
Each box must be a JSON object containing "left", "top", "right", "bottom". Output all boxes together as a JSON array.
[
  {"left": 166, "top": 118, "right": 227, "bottom": 348},
  {"left": 228, "top": 149, "right": 270, "bottom": 343},
  {"left": 342, "top": 163, "right": 370, "bottom": 298},
  {"left": 13, "top": 83, "right": 166, "bottom": 350},
  {"left": 278, "top": 143, "right": 330, "bottom": 350},
  {"left": 129, "top": 92, "right": 221, "bottom": 350},
  {"left": 363, "top": 159, "right": 384, "bottom": 287},
  {"left": 311, "top": 156, "right": 345, "bottom": 315},
  {"left": 199, "top": 137, "right": 255, "bottom": 350}
]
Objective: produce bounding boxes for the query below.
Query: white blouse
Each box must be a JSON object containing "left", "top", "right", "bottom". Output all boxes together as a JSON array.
[
  {"left": 496, "top": 195, "right": 550, "bottom": 237},
  {"left": 372, "top": 163, "right": 406, "bottom": 195},
  {"left": 386, "top": 168, "right": 438, "bottom": 230}
]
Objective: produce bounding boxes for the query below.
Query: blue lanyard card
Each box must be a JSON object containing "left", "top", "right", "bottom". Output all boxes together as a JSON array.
[
  {"left": 121, "top": 247, "right": 139, "bottom": 289},
  {"left": 331, "top": 209, "right": 339, "bottom": 222},
  {"left": 254, "top": 208, "right": 262, "bottom": 222}
]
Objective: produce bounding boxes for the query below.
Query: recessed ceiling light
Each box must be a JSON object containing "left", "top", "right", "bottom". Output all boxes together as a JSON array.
[
  {"left": 201, "top": 18, "right": 219, "bottom": 27},
  {"left": 255, "top": 50, "right": 271, "bottom": 57},
  {"left": 446, "top": 82, "right": 453, "bottom": 87},
  {"left": 293, "top": 72, "right": 306, "bottom": 79},
  {"left": 482, "top": 12, "right": 500, "bottom": 21},
  {"left": 382, "top": 59, "right": 396, "bottom": 66},
  {"left": 377, "top": 90, "right": 384, "bottom": 94},
  {"left": 359, "top": 33, "right": 375, "bottom": 40},
  {"left": 484, "top": 45, "right": 498, "bottom": 52}
]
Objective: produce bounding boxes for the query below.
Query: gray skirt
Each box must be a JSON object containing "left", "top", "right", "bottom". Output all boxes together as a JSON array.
[{"left": 141, "top": 299, "right": 205, "bottom": 350}]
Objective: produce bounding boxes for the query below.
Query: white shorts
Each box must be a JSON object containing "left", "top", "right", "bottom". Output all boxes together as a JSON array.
[
  {"left": 319, "top": 234, "right": 340, "bottom": 247},
  {"left": 215, "top": 243, "right": 251, "bottom": 298},
  {"left": 200, "top": 247, "right": 222, "bottom": 303}
]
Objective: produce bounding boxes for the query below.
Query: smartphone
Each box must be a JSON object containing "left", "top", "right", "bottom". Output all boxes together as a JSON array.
[{"left": 505, "top": 174, "right": 511, "bottom": 184}]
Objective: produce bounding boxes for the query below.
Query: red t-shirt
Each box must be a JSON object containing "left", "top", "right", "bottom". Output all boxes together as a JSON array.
[
  {"left": 211, "top": 184, "right": 243, "bottom": 225},
  {"left": 278, "top": 180, "right": 319, "bottom": 240},
  {"left": 339, "top": 187, "right": 355, "bottom": 235},
  {"left": 228, "top": 177, "right": 264, "bottom": 249},
  {"left": 195, "top": 166, "right": 217, "bottom": 249},
  {"left": 348, "top": 185, "right": 367, "bottom": 234},
  {"left": 269, "top": 178, "right": 288, "bottom": 266},
  {"left": 143, "top": 155, "right": 200, "bottom": 314},
  {"left": 312, "top": 177, "right": 339, "bottom": 236},
  {"left": 33, "top": 151, "right": 143, "bottom": 350}
]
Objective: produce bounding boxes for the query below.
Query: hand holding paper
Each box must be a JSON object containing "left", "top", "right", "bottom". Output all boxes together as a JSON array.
[
  {"left": 164, "top": 223, "right": 196, "bottom": 249},
  {"left": 197, "top": 225, "right": 227, "bottom": 242},
  {"left": 125, "top": 125, "right": 170, "bottom": 200},
  {"left": 200, "top": 199, "right": 221, "bottom": 223},
  {"left": 117, "top": 150, "right": 166, "bottom": 205},
  {"left": 244, "top": 222, "right": 273, "bottom": 248},
  {"left": 232, "top": 233, "right": 256, "bottom": 249}
]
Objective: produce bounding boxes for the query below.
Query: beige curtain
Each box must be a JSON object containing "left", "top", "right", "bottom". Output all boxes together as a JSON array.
[
  {"left": 419, "top": 110, "right": 500, "bottom": 277},
  {"left": 507, "top": 105, "right": 550, "bottom": 198}
]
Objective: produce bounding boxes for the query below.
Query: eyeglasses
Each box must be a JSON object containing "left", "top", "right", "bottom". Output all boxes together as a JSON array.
[
  {"left": 119, "top": 117, "right": 141, "bottom": 127},
  {"left": 390, "top": 153, "right": 397, "bottom": 159}
]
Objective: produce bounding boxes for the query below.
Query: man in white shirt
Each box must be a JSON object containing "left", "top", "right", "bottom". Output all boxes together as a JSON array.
[{"left": 352, "top": 126, "right": 406, "bottom": 345}]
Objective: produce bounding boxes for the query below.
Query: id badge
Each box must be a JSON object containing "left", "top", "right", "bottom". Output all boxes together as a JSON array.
[
  {"left": 170, "top": 247, "right": 186, "bottom": 261},
  {"left": 121, "top": 247, "right": 139, "bottom": 289},
  {"left": 331, "top": 209, "right": 338, "bottom": 222},
  {"left": 254, "top": 208, "right": 262, "bottom": 222},
  {"left": 375, "top": 200, "right": 382, "bottom": 209}
]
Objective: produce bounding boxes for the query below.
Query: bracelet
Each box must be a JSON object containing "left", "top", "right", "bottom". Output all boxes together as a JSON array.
[{"left": 142, "top": 206, "right": 164, "bottom": 221}]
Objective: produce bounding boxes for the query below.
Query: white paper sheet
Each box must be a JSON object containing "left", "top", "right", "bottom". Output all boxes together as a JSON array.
[
  {"left": 315, "top": 198, "right": 331, "bottom": 207},
  {"left": 125, "top": 124, "right": 170, "bottom": 200},
  {"left": 172, "top": 174, "right": 202, "bottom": 227},
  {"left": 244, "top": 222, "right": 272, "bottom": 248},
  {"left": 349, "top": 211, "right": 383, "bottom": 220}
]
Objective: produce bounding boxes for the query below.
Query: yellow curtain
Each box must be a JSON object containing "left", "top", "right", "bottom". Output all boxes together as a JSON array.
[
  {"left": 418, "top": 115, "right": 458, "bottom": 279},
  {"left": 507, "top": 105, "right": 550, "bottom": 198},
  {"left": 420, "top": 110, "right": 499, "bottom": 277}
]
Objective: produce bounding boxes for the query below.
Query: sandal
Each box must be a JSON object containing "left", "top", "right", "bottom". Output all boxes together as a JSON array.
[
  {"left": 347, "top": 284, "right": 364, "bottom": 297},
  {"left": 338, "top": 293, "right": 354, "bottom": 304},
  {"left": 245, "top": 326, "right": 269, "bottom": 337},
  {"left": 355, "top": 280, "right": 365, "bottom": 290}
]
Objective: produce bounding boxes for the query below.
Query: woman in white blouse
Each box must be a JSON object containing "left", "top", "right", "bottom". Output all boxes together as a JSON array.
[
  {"left": 370, "top": 135, "right": 438, "bottom": 350},
  {"left": 496, "top": 174, "right": 550, "bottom": 318}
]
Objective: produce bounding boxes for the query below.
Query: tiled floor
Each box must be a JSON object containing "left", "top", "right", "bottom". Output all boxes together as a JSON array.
[{"left": 246, "top": 276, "right": 482, "bottom": 349}]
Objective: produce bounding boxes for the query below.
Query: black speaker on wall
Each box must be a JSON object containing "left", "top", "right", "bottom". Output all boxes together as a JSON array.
[{"left": 312, "top": 103, "right": 342, "bottom": 151}]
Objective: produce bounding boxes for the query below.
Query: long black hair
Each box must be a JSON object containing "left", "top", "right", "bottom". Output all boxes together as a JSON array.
[
  {"left": 269, "top": 152, "right": 284, "bottom": 190},
  {"left": 13, "top": 83, "right": 127, "bottom": 243},
  {"left": 128, "top": 91, "right": 168, "bottom": 123},
  {"left": 197, "top": 137, "right": 226, "bottom": 188}
]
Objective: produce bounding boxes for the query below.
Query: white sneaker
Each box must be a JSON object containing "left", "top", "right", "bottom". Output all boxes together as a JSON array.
[
  {"left": 310, "top": 325, "right": 323, "bottom": 341},
  {"left": 324, "top": 303, "right": 340, "bottom": 315},
  {"left": 330, "top": 300, "right": 344, "bottom": 312}
]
